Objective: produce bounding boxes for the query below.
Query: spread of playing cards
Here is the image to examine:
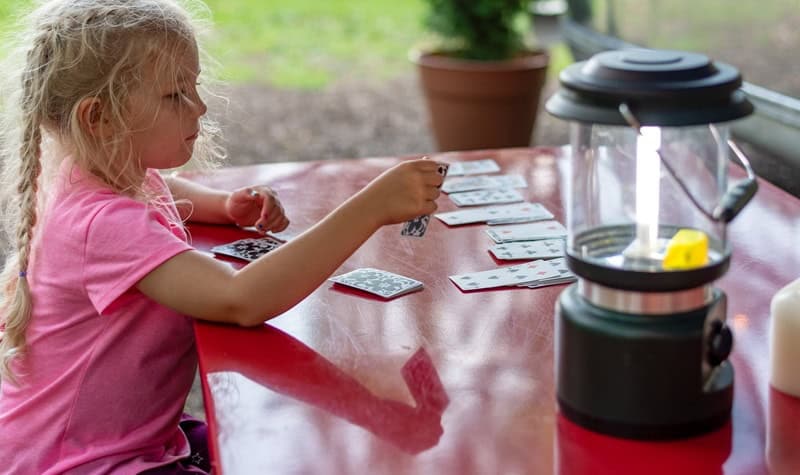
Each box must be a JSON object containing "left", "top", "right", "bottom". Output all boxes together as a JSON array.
[
  {"left": 434, "top": 158, "right": 574, "bottom": 292},
  {"left": 210, "top": 157, "right": 574, "bottom": 298}
]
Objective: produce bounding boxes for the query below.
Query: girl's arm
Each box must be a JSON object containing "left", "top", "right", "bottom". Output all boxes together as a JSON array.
[
  {"left": 137, "top": 159, "right": 443, "bottom": 326},
  {"left": 165, "top": 175, "right": 289, "bottom": 232},
  {"left": 164, "top": 175, "right": 230, "bottom": 223}
]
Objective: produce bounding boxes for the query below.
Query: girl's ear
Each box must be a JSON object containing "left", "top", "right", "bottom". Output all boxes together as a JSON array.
[{"left": 76, "top": 97, "right": 110, "bottom": 137}]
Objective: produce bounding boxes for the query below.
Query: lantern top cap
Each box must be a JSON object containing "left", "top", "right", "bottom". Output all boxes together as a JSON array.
[{"left": 545, "top": 48, "right": 754, "bottom": 126}]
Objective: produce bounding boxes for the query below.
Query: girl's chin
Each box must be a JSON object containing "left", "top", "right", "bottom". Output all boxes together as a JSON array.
[{"left": 147, "top": 155, "right": 192, "bottom": 170}]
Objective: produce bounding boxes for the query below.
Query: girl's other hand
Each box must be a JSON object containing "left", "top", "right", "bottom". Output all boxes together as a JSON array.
[
  {"left": 357, "top": 159, "right": 444, "bottom": 226},
  {"left": 225, "top": 185, "right": 290, "bottom": 233}
]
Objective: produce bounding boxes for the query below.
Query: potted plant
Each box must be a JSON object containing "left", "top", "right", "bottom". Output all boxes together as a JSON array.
[{"left": 411, "top": 0, "right": 550, "bottom": 152}]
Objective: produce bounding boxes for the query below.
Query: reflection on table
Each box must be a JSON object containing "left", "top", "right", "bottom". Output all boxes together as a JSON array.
[{"left": 187, "top": 147, "right": 800, "bottom": 474}]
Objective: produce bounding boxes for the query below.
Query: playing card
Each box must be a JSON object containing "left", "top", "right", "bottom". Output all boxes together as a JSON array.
[
  {"left": 434, "top": 202, "right": 553, "bottom": 226},
  {"left": 210, "top": 236, "right": 284, "bottom": 262},
  {"left": 449, "top": 260, "right": 560, "bottom": 291},
  {"left": 490, "top": 238, "right": 565, "bottom": 260},
  {"left": 401, "top": 162, "right": 450, "bottom": 237},
  {"left": 400, "top": 214, "right": 432, "bottom": 238},
  {"left": 519, "top": 257, "right": 577, "bottom": 288},
  {"left": 441, "top": 174, "right": 527, "bottom": 194},
  {"left": 449, "top": 188, "right": 525, "bottom": 207},
  {"left": 486, "top": 221, "right": 568, "bottom": 243},
  {"left": 446, "top": 159, "right": 501, "bottom": 176},
  {"left": 329, "top": 268, "right": 424, "bottom": 299}
]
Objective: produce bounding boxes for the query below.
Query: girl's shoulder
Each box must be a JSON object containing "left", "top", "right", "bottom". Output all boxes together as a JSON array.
[{"left": 50, "top": 165, "right": 174, "bottom": 224}]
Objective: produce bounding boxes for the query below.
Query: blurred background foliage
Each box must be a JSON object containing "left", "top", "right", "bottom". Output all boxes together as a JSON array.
[{"left": 0, "top": 0, "right": 573, "bottom": 89}]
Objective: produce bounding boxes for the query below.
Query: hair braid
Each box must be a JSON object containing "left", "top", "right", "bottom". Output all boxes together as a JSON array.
[
  {"left": 0, "top": 0, "right": 224, "bottom": 384},
  {"left": 0, "top": 32, "right": 47, "bottom": 384}
]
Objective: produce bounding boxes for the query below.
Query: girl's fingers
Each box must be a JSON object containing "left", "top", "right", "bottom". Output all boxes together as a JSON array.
[
  {"left": 424, "top": 187, "right": 441, "bottom": 201},
  {"left": 278, "top": 217, "right": 290, "bottom": 232},
  {"left": 256, "top": 215, "right": 288, "bottom": 233},
  {"left": 270, "top": 216, "right": 290, "bottom": 232},
  {"left": 230, "top": 186, "right": 286, "bottom": 230},
  {"left": 262, "top": 208, "right": 285, "bottom": 231},
  {"left": 253, "top": 198, "right": 287, "bottom": 232},
  {"left": 233, "top": 187, "right": 260, "bottom": 204}
]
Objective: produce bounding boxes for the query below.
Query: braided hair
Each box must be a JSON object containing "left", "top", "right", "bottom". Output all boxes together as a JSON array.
[{"left": 0, "top": 0, "right": 223, "bottom": 384}]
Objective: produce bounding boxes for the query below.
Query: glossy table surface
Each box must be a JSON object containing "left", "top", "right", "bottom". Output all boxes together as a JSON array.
[{"left": 187, "top": 148, "right": 800, "bottom": 475}]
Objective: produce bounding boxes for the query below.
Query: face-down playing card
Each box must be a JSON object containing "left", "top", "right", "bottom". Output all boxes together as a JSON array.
[
  {"left": 329, "top": 268, "right": 424, "bottom": 299},
  {"left": 210, "top": 236, "right": 284, "bottom": 262}
]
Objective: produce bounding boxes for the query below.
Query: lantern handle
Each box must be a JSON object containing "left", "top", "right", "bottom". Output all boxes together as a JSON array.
[
  {"left": 619, "top": 103, "right": 758, "bottom": 224},
  {"left": 710, "top": 127, "right": 759, "bottom": 223}
]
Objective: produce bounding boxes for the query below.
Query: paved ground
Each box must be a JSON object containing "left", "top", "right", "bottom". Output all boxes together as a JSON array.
[{"left": 213, "top": 75, "right": 568, "bottom": 168}]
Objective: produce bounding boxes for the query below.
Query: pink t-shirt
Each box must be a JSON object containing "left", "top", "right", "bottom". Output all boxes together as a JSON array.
[{"left": 0, "top": 164, "right": 197, "bottom": 474}]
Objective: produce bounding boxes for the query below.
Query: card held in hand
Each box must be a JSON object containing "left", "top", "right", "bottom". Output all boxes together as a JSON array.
[
  {"left": 329, "top": 268, "right": 424, "bottom": 299},
  {"left": 401, "top": 162, "right": 449, "bottom": 237},
  {"left": 210, "top": 236, "right": 284, "bottom": 262}
]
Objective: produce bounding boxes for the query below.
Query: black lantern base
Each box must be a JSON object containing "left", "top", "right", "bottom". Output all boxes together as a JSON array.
[{"left": 555, "top": 284, "right": 733, "bottom": 440}]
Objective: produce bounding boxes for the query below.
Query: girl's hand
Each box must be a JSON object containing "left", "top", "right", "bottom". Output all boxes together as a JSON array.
[
  {"left": 357, "top": 159, "right": 445, "bottom": 226},
  {"left": 225, "top": 186, "right": 289, "bottom": 233}
]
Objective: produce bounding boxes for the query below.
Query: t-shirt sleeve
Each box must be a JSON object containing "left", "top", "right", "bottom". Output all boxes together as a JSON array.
[{"left": 83, "top": 197, "right": 194, "bottom": 314}]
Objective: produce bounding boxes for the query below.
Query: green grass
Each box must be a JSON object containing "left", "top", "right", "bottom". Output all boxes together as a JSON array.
[
  {"left": 0, "top": 0, "right": 429, "bottom": 89},
  {"left": 202, "top": 0, "right": 428, "bottom": 88},
  {"left": 2, "top": 0, "right": 796, "bottom": 90}
]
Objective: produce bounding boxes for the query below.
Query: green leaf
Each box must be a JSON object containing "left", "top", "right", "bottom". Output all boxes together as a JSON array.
[{"left": 422, "top": 0, "right": 532, "bottom": 60}]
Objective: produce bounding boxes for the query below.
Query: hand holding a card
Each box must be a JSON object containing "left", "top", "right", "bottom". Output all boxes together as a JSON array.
[
  {"left": 225, "top": 185, "right": 290, "bottom": 234},
  {"left": 354, "top": 158, "right": 445, "bottom": 226},
  {"left": 138, "top": 158, "right": 446, "bottom": 326}
]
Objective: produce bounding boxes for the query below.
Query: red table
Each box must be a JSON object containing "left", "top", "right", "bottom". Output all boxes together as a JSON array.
[{"left": 186, "top": 148, "right": 800, "bottom": 475}]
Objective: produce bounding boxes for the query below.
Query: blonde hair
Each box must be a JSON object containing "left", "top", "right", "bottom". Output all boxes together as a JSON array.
[{"left": 0, "top": 0, "right": 225, "bottom": 383}]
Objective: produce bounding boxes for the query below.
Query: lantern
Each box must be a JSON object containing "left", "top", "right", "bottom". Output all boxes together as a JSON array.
[{"left": 546, "top": 49, "right": 757, "bottom": 439}]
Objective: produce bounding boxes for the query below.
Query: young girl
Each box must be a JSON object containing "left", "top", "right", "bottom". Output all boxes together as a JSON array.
[{"left": 0, "top": 1, "right": 444, "bottom": 473}]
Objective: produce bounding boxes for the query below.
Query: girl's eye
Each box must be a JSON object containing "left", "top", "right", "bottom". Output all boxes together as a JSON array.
[{"left": 166, "top": 90, "right": 187, "bottom": 102}]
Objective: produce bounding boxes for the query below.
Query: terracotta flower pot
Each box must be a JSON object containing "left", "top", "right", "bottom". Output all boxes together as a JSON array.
[{"left": 412, "top": 50, "right": 550, "bottom": 152}]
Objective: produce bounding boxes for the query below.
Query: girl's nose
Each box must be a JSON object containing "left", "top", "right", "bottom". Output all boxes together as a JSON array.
[{"left": 194, "top": 97, "right": 208, "bottom": 118}]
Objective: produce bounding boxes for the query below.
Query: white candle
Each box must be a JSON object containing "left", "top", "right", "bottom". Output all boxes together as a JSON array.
[{"left": 770, "top": 278, "right": 800, "bottom": 397}]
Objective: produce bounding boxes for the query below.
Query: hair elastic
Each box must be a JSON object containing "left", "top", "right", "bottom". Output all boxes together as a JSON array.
[{"left": 18, "top": 271, "right": 27, "bottom": 278}]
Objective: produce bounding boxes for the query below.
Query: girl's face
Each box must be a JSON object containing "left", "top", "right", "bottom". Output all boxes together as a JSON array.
[{"left": 125, "top": 41, "right": 207, "bottom": 172}]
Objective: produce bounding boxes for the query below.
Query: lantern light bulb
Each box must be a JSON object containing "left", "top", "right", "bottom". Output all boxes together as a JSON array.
[{"left": 631, "top": 126, "right": 662, "bottom": 257}]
